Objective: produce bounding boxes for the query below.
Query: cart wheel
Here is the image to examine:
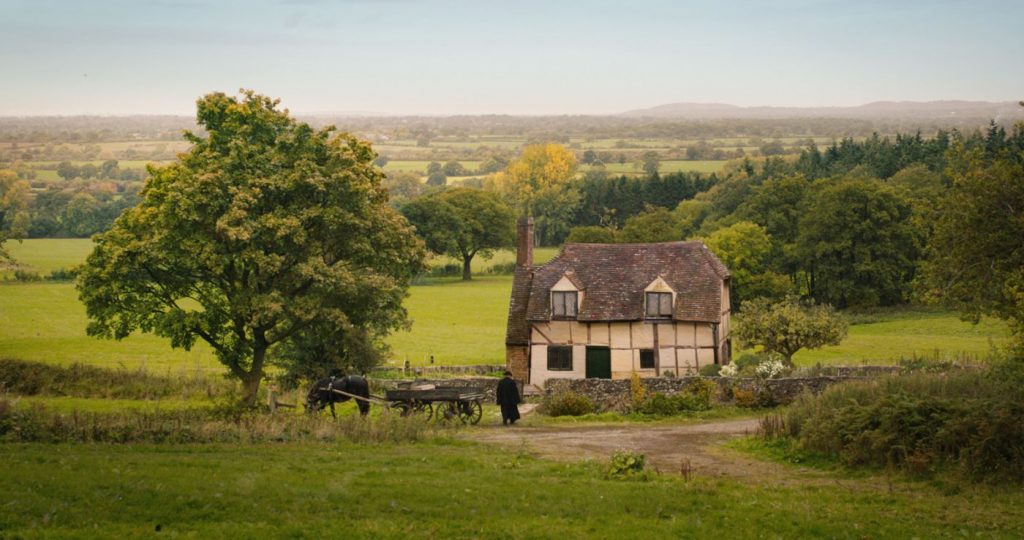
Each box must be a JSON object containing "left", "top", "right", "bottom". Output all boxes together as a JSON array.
[
  {"left": 459, "top": 400, "right": 483, "bottom": 425},
  {"left": 414, "top": 401, "right": 434, "bottom": 421},
  {"left": 435, "top": 402, "right": 459, "bottom": 422},
  {"left": 392, "top": 402, "right": 412, "bottom": 417}
]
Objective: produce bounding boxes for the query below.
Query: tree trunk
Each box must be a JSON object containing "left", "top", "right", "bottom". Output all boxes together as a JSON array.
[
  {"left": 462, "top": 254, "right": 473, "bottom": 281},
  {"left": 240, "top": 344, "right": 267, "bottom": 406}
]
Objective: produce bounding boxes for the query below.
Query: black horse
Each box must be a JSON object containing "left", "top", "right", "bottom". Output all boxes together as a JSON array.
[{"left": 305, "top": 375, "right": 371, "bottom": 418}]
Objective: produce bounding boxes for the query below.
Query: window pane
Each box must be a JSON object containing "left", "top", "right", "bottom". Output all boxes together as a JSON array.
[
  {"left": 548, "top": 346, "right": 572, "bottom": 371},
  {"left": 566, "top": 292, "right": 577, "bottom": 317},
  {"left": 660, "top": 293, "right": 672, "bottom": 315},
  {"left": 552, "top": 292, "right": 564, "bottom": 317},
  {"left": 646, "top": 293, "right": 658, "bottom": 316},
  {"left": 640, "top": 350, "right": 655, "bottom": 369}
]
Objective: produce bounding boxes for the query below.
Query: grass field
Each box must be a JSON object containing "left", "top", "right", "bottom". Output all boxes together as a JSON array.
[
  {"left": 0, "top": 239, "right": 1010, "bottom": 370},
  {"left": 1, "top": 440, "right": 1022, "bottom": 538}
]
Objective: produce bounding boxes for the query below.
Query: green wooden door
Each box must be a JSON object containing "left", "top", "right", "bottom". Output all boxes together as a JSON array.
[{"left": 585, "top": 347, "right": 612, "bottom": 379}]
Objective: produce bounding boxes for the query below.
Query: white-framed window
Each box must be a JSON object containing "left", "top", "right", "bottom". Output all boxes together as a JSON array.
[
  {"left": 552, "top": 291, "right": 578, "bottom": 319},
  {"left": 645, "top": 292, "right": 673, "bottom": 319}
]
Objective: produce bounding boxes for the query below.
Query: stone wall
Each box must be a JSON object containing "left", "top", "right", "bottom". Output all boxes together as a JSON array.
[
  {"left": 544, "top": 375, "right": 864, "bottom": 411},
  {"left": 371, "top": 364, "right": 504, "bottom": 377}
]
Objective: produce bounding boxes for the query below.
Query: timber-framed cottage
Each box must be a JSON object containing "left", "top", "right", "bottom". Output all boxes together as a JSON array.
[{"left": 505, "top": 217, "right": 732, "bottom": 386}]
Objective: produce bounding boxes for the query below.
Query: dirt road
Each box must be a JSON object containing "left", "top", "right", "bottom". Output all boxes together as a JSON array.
[{"left": 470, "top": 417, "right": 797, "bottom": 480}]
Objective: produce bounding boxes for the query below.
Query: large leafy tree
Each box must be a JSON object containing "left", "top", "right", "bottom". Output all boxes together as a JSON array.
[
  {"left": 734, "top": 296, "right": 848, "bottom": 366},
  {"left": 922, "top": 141, "right": 1024, "bottom": 348},
  {"left": 0, "top": 170, "right": 30, "bottom": 264},
  {"left": 490, "top": 143, "right": 578, "bottom": 245},
  {"left": 704, "top": 221, "right": 792, "bottom": 310},
  {"left": 76, "top": 90, "right": 426, "bottom": 404},
  {"left": 797, "top": 178, "right": 919, "bottom": 308},
  {"left": 401, "top": 187, "right": 515, "bottom": 280}
]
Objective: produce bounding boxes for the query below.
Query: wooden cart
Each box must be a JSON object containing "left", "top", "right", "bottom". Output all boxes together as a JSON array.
[{"left": 384, "top": 386, "right": 485, "bottom": 425}]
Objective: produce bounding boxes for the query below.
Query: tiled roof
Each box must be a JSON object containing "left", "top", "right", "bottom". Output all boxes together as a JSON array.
[{"left": 522, "top": 241, "right": 728, "bottom": 324}]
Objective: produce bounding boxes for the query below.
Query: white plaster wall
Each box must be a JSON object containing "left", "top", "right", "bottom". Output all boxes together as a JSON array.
[
  {"left": 632, "top": 323, "right": 654, "bottom": 349},
  {"left": 696, "top": 324, "right": 715, "bottom": 347},
  {"left": 609, "top": 323, "right": 631, "bottom": 349},
  {"left": 590, "top": 323, "right": 610, "bottom": 346},
  {"left": 697, "top": 348, "right": 715, "bottom": 368},
  {"left": 611, "top": 348, "right": 633, "bottom": 374},
  {"left": 549, "top": 320, "right": 573, "bottom": 344},
  {"left": 659, "top": 347, "right": 677, "bottom": 374},
  {"left": 656, "top": 323, "right": 676, "bottom": 347},
  {"left": 676, "top": 323, "right": 696, "bottom": 347}
]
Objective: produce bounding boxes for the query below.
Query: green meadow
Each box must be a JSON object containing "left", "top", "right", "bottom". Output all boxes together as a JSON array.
[
  {"left": 0, "top": 239, "right": 1011, "bottom": 371},
  {"left": 2, "top": 440, "right": 1022, "bottom": 538}
]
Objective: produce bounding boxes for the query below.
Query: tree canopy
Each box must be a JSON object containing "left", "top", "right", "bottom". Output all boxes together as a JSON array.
[
  {"left": 922, "top": 141, "right": 1024, "bottom": 347},
  {"left": 734, "top": 296, "right": 848, "bottom": 366},
  {"left": 0, "top": 170, "right": 30, "bottom": 263},
  {"left": 490, "top": 143, "right": 578, "bottom": 245},
  {"left": 401, "top": 187, "right": 515, "bottom": 280},
  {"left": 76, "top": 90, "right": 426, "bottom": 403}
]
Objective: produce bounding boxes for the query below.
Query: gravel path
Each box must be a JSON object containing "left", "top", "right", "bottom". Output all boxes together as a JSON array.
[{"left": 470, "top": 417, "right": 800, "bottom": 480}]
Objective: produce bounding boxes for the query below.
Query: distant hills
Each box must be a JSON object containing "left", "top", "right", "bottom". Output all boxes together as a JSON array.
[{"left": 619, "top": 101, "right": 1024, "bottom": 120}]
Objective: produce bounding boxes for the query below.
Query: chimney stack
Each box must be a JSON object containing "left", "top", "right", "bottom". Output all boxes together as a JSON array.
[{"left": 516, "top": 216, "right": 534, "bottom": 267}]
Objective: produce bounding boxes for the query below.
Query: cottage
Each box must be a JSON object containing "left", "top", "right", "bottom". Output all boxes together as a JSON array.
[{"left": 505, "top": 217, "right": 731, "bottom": 386}]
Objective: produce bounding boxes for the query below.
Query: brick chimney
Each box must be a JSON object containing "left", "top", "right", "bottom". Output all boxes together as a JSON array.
[{"left": 516, "top": 216, "right": 534, "bottom": 267}]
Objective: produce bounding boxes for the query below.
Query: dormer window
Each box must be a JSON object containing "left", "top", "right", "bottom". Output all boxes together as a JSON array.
[
  {"left": 552, "top": 291, "right": 578, "bottom": 319},
  {"left": 645, "top": 292, "right": 673, "bottom": 319}
]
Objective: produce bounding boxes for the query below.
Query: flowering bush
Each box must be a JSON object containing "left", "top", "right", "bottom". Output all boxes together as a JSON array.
[
  {"left": 719, "top": 364, "right": 738, "bottom": 378},
  {"left": 755, "top": 356, "right": 787, "bottom": 379}
]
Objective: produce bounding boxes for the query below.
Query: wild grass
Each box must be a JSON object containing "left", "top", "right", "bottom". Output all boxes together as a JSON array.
[
  {"left": 0, "top": 358, "right": 229, "bottom": 400},
  {"left": 2, "top": 439, "right": 1024, "bottom": 537},
  {"left": 0, "top": 397, "right": 444, "bottom": 444}
]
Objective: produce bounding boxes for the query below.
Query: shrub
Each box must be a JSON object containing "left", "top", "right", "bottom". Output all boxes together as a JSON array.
[
  {"left": 637, "top": 379, "right": 715, "bottom": 415},
  {"left": 699, "top": 364, "right": 722, "bottom": 377},
  {"left": 606, "top": 451, "right": 647, "bottom": 480},
  {"left": 754, "top": 356, "right": 788, "bottom": 379},
  {"left": 483, "top": 262, "right": 517, "bottom": 275},
  {"left": 732, "top": 388, "right": 757, "bottom": 408},
  {"left": 629, "top": 372, "right": 647, "bottom": 412},
  {"left": 778, "top": 367, "right": 1024, "bottom": 482},
  {"left": 13, "top": 270, "right": 42, "bottom": 282},
  {"left": 541, "top": 390, "right": 595, "bottom": 417},
  {"left": 718, "top": 364, "right": 738, "bottom": 378},
  {"left": 48, "top": 267, "right": 79, "bottom": 281},
  {"left": 733, "top": 352, "right": 761, "bottom": 371},
  {"left": 427, "top": 263, "right": 462, "bottom": 278}
]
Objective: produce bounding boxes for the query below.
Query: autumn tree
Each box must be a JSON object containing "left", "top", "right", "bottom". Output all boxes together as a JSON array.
[
  {"left": 0, "top": 170, "right": 30, "bottom": 263},
  {"left": 491, "top": 143, "right": 579, "bottom": 245},
  {"left": 734, "top": 296, "right": 848, "bottom": 366},
  {"left": 76, "top": 90, "right": 426, "bottom": 404},
  {"left": 401, "top": 187, "right": 515, "bottom": 280}
]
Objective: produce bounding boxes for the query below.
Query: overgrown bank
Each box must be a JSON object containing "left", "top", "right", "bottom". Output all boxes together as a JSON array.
[{"left": 758, "top": 358, "right": 1024, "bottom": 483}]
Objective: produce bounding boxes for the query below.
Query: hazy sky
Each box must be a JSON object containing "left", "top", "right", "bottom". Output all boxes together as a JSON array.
[{"left": 1, "top": 0, "right": 1022, "bottom": 116}]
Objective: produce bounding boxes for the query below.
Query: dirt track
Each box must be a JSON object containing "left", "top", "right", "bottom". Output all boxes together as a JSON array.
[{"left": 470, "top": 418, "right": 799, "bottom": 480}]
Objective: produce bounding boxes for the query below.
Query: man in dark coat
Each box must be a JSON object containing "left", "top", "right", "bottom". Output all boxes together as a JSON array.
[{"left": 496, "top": 371, "right": 521, "bottom": 425}]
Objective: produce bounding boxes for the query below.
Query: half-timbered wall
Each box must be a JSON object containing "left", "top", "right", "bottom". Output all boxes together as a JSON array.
[{"left": 528, "top": 320, "right": 720, "bottom": 386}]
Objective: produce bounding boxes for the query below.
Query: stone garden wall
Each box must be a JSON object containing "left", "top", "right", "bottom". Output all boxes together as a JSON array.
[{"left": 543, "top": 376, "right": 866, "bottom": 411}]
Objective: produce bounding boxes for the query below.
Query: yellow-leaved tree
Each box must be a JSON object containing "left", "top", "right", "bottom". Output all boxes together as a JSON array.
[{"left": 490, "top": 143, "right": 578, "bottom": 245}]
